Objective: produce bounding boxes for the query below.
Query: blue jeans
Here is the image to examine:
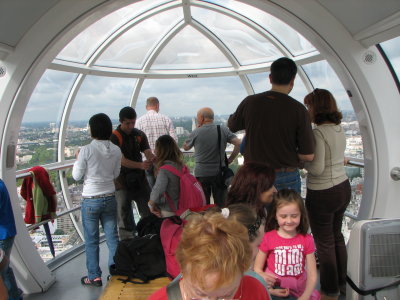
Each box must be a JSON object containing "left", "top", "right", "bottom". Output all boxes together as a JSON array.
[
  {"left": 81, "top": 196, "right": 119, "bottom": 280},
  {"left": 0, "top": 236, "right": 23, "bottom": 300},
  {"left": 274, "top": 169, "right": 301, "bottom": 194}
]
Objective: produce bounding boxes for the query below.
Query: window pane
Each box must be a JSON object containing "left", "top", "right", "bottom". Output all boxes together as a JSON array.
[
  {"left": 136, "top": 77, "right": 248, "bottom": 118},
  {"left": 198, "top": 0, "right": 316, "bottom": 56},
  {"left": 66, "top": 76, "right": 136, "bottom": 159},
  {"left": 380, "top": 36, "right": 400, "bottom": 83},
  {"left": 56, "top": 0, "right": 172, "bottom": 63},
  {"left": 302, "top": 61, "right": 354, "bottom": 113},
  {"left": 94, "top": 8, "right": 183, "bottom": 69},
  {"left": 16, "top": 169, "right": 84, "bottom": 262},
  {"left": 18, "top": 70, "right": 77, "bottom": 169},
  {"left": 247, "top": 72, "right": 270, "bottom": 94},
  {"left": 151, "top": 25, "right": 231, "bottom": 69},
  {"left": 246, "top": 72, "right": 308, "bottom": 103},
  {"left": 192, "top": 7, "right": 281, "bottom": 65}
]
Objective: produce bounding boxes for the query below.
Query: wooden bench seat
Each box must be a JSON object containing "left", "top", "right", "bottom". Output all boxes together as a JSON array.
[{"left": 99, "top": 276, "right": 171, "bottom": 300}]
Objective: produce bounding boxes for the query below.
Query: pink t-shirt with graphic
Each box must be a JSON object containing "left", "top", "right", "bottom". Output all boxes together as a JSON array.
[{"left": 259, "top": 230, "right": 315, "bottom": 278}]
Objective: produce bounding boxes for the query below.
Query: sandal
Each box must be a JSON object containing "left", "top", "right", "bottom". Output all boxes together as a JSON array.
[{"left": 81, "top": 276, "right": 102, "bottom": 287}]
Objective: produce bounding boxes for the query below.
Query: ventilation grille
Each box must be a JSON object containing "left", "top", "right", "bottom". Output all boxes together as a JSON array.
[
  {"left": 0, "top": 65, "right": 6, "bottom": 77},
  {"left": 369, "top": 233, "right": 400, "bottom": 277}
]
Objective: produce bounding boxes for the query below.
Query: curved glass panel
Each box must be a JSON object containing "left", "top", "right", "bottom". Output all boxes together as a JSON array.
[
  {"left": 247, "top": 72, "right": 270, "bottom": 94},
  {"left": 380, "top": 36, "right": 400, "bottom": 82},
  {"left": 192, "top": 7, "right": 281, "bottom": 65},
  {"left": 56, "top": 0, "right": 172, "bottom": 63},
  {"left": 16, "top": 169, "right": 83, "bottom": 262},
  {"left": 66, "top": 76, "right": 136, "bottom": 159},
  {"left": 198, "top": 0, "right": 316, "bottom": 56},
  {"left": 151, "top": 25, "right": 232, "bottom": 69},
  {"left": 136, "top": 76, "right": 247, "bottom": 119},
  {"left": 302, "top": 60, "right": 363, "bottom": 218},
  {"left": 18, "top": 70, "right": 78, "bottom": 169},
  {"left": 94, "top": 8, "right": 183, "bottom": 69}
]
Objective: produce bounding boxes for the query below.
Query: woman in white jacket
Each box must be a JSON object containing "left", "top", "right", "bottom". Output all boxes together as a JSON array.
[
  {"left": 72, "top": 113, "right": 122, "bottom": 287},
  {"left": 303, "top": 89, "right": 351, "bottom": 300}
]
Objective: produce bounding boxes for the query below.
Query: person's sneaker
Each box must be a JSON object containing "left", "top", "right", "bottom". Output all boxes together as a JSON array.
[{"left": 81, "top": 276, "right": 102, "bottom": 287}]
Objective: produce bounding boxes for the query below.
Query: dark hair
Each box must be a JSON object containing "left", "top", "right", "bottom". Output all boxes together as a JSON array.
[
  {"left": 265, "top": 189, "right": 309, "bottom": 235},
  {"left": 270, "top": 57, "right": 297, "bottom": 85},
  {"left": 89, "top": 113, "right": 112, "bottom": 140},
  {"left": 119, "top": 106, "right": 136, "bottom": 122},
  {"left": 155, "top": 135, "right": 184, "bottom": 171},
  {"left": 304, "top": 88, "right": 342, "bottom": 125},
  {"left": 208, "top": 203, "right": 261, "bottom": 242},
  {"left": 226, "top": 162, "right": 275, "bottom": 221}
]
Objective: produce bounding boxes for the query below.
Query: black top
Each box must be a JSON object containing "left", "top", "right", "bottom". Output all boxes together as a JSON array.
[
  {"left": 228, "top": 91, "right": 314, "bottom": 169},
  {"left": 110, "top": 126, "right": 150, "bottom": 185}
]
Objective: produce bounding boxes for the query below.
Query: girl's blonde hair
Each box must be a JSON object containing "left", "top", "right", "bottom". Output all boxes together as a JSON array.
[
  {"left": 155, "top": 135, "right": 183, "bottom": 171},
  {"left": 176, "top": 212, "right": 252, "bottom": 291},
  {"left": 265, "top": 189, "right": 309, "bottom": 235}
]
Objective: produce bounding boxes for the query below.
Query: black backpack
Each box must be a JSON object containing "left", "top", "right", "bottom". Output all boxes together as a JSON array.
[
  {"left": 110, "top": 234, "right": 167, "bottom": 284},
  {"left": 136, "top": 214, "right": 164, "bottom": 237}
]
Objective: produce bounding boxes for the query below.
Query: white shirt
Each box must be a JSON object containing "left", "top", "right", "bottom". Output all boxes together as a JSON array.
[
  {"left": 136, "top": 110, "right": 178, "bottom": 151},
  {"left": 72, "top": 139, "right": 122, "bottom": 197}
]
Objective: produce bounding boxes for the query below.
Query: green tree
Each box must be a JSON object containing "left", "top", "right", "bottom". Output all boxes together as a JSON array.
[
  {"left": 54, "top": 229, "right": 65, "bottom": 235},
  {"left": 29, "top": 146, "right": 55, "bottom": 166}
]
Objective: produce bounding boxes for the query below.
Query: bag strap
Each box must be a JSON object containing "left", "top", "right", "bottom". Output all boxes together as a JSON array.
[
  {"left": 217, "top": 125, "right": 223, "bottom": 168},
  {"left": 217, "top": 125, "right": 229, "bottom": 168},
  {"left": 160, "top": 165, "right": 184, "bottom": 213},
  {"left": 167, "top": 279, "right": 183, "bottom": 300},
  {"left": 160, "top": 164, "right": 183, "bottom": 178},
  {"left": 112, "top": 129, "right": 123, "bottom": 147}
]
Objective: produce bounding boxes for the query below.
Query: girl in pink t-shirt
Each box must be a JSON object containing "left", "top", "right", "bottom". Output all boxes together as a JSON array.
[{"left": 254, "top": 189, "right": 320, "bottom": 300}]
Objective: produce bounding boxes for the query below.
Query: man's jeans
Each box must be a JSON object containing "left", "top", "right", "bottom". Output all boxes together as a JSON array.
[
  {"left": 274, "top": 169, "right": 301, "bottom": 193},
  {"left": 81, "top": 196, "right": 119, "bottom": 280},
  {"left": 0, "top": 236, "right": 23, "bottom": 300}
]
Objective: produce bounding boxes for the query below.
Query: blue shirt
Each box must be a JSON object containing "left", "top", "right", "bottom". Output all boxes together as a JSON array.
[{"left": 0, "top": 179, "right": 17, "bottom": 239}]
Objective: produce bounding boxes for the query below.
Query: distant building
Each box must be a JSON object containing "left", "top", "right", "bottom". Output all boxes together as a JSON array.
[
  {"left": 176, "top": 126, "right": 185, "bottom": 135},
  {"left": 16, "top": 155, "right": 32, "bottom": 164},
  {"left": 191, "top": 118, "right": 196, "bottom": 132},
  {"left": 57, "top": 214, "right": 76, "bottom": 233}
]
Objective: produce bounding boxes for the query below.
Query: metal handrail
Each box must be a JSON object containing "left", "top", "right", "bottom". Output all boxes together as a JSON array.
[
  {"left": 16, "top": 160, "right": 76, "bottom": 179},
  {"left": 15, "top": 161, "right": 80, "bottom": 229},
  {"left": 347, "top": 159, "right": 364, "bottom": 168},
  {"left": 16, "top": 155, "right": 365, "bottom": 224},
  {"left": 26, "top": 206, "right": 81, "bottom": 230}
]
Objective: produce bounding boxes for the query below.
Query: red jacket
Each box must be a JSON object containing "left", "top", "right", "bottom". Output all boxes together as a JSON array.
[{"left": 20, "top": 166, "right": 57, "bottom": 224}]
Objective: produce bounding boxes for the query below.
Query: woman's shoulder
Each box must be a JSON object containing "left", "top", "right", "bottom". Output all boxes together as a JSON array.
[{"left": 160, "top": 161, "right": 183, "bottom": 171}]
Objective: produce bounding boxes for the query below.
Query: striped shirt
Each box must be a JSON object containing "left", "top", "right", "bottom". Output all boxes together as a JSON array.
[{"left": 136, "top": 110, "right": 178, "bottom": 151}]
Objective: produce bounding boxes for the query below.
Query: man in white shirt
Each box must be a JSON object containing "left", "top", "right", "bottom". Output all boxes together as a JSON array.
[{"left": 136, "top": 97, "right": 178, "bottom": 187}]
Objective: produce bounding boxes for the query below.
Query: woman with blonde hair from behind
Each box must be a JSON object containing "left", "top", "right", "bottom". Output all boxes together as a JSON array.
[{"left": 148, "top": 212, "right": 271, "bottom": 300}]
